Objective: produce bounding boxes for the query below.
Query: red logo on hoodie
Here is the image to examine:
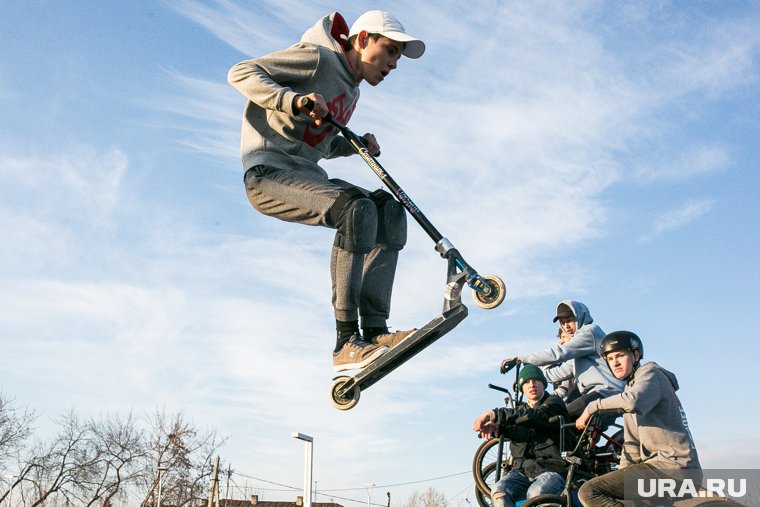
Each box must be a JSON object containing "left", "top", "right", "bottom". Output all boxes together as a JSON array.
[{"left": 302, "top": 93, "right": 357, "bottom": 147}]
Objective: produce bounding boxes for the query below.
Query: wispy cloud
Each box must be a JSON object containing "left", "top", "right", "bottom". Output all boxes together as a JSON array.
[
  {"left": 640, "top": 199, "right": 715, "bottom": 242},
  {"left": 142, "top": 70, "right": 241, "bottom": 162},
  {"left": 0, "top": 147, "right": 129, "bottom": 277},
  {"left": 0, "top": 146, "right": 127, "bottom": 216},
  {"left": 169, "top": 0, "right": 327, "bottom": 56},
  {"left": 660, "top": 14, "right": 760, "bottom": 96},
  {"left": 635, "top": 145, "right": 731, "bottom": 183}
]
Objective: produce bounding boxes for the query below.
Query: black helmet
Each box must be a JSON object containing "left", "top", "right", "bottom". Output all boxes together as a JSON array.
[
  {"left": 601, "top": 330, "right": 644, "bottom": 360},
  {"left": 601, "top": 331, "right": 643, "bottom": 380}
]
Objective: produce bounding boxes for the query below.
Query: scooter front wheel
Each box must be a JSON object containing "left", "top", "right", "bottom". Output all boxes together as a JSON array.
[
  {"left": 330, "top": 376, "right": 360, "bottom": 410},
  {"left": 472, "top": 274, "right": 506, "bottom": 310}
]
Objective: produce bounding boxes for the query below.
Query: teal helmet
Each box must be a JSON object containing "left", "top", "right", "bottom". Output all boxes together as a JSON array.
[{"left": 518, "top": 363, "right": 547, "bottom": 389}]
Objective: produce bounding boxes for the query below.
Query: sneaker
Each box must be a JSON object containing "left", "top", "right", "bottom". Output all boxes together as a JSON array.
[
  {"left": 333, "top": 335, "right": 389, "bottom": 372},
  {"left": 372, "top": 329, "right": 417, "bottom": 348}
]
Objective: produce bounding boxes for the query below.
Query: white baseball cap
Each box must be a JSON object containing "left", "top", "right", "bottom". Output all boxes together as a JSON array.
[{"left": 349, "top": 10, "right": 425, "bottom": 59}]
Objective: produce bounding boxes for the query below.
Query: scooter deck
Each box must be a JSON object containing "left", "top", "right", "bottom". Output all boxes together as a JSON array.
[{"left": 335, "top": 303, "right": 468, "bottom": 395}]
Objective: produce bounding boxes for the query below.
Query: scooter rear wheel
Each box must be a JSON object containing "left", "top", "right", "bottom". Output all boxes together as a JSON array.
[
  {"left": 472, "top": 275, "right": 506, "bottom": 309},
  {"left": 330, "top": 376, "right": 360, "bottom": 410}
]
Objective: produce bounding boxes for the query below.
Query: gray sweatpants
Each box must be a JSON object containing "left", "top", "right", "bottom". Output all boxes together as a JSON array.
[{"left": 244, "top": 165, "right": 406, "bottom": 328}]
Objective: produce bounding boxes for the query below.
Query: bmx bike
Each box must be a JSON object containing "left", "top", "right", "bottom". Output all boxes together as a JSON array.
[
  {"left": 472, "top": 363, "right": 623, "bottom": 507},
  {"left": 518, "top": 412, "right": 623, "bottom": 506},
  {"left": 472, "top": 362, "right": 525, "bottom": 507}
]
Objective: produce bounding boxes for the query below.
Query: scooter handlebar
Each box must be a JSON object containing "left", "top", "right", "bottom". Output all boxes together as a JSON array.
[
  {"left": 297, "top": 96, "right": 326, "bottom": 116},
  {"left": 297, "top": 96, "right": 374, "bottom": 154}
]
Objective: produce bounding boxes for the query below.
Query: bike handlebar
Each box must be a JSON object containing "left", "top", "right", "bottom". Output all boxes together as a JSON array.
[
  {"left": 499, "top": 358, "right": 518, "bottom": 375},
  {"left": 487, "top": 383, "right": 511, "bottom": 394}
]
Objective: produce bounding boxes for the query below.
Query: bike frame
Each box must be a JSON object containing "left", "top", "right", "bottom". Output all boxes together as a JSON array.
[
  {"left": 552, "top": 413, "right": 623, "bottom": 506},
  {"left": 474, "top": 368, "right": 623, "bottom": 507},
  {"left": 490, "top": 363, "right": 523, "bottom": 483}
]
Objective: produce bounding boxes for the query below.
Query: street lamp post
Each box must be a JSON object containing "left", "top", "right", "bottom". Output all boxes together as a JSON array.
[
  {"left": 4, "top": 475, "right": 15, "bottom": 507},
  {"left": 156, "top": 466, "right": 167, "bottom": 507},
  {"left": 365, "top": 483, "right": 375, "bottom": 507},
  {"left": 291, "top": 433, "right": 314, "bottom": 507}
]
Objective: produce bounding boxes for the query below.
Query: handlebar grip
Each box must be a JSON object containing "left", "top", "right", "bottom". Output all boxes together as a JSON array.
[
  {"left": 548, "top": 415, "right": 576, "bottom": 428},
  {"left": 298, "top": 96, "right": 315, "bottom": 112},
  {"left": 298, "top": 96, "right": 351, "bottom": 142},
  {"left": 487, "top": 384, "right": 511, "bottom": 394},
  {"left": 297, "top": 96, "right": 376, "bottom": 154}
]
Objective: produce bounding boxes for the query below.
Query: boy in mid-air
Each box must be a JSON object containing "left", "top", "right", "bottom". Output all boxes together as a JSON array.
[{"left": 228, "top": 11, "right": 425, "bottom": 371}]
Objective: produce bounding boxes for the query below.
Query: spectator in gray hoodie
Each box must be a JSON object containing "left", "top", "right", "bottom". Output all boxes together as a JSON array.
[
  {"left": 576, "top": 331, "right": 701, "bottom": 506},
  {"left": 500, "top": 300, "right": 624, "bottom": 418},
  {"left": 551, "top": 327, "right": 579, "bottom": 404}
]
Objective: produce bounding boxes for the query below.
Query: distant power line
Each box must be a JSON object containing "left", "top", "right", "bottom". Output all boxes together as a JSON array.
[
  {"left": 232, "top": 471, "right": 300, "bottom": 491},
  {"left": 319, "top": 471, "right": 471, "bottom": 491},
  {"left": 234, "top": 470, "right": 470, "bottom": 492},
  {"left": 230, "top": 469, "right": 472, "bottom": 506}
]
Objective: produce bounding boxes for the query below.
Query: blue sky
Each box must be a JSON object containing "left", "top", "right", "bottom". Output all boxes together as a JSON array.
[{"left": 1, "top": 0, "right": 759, "bottom": 505}]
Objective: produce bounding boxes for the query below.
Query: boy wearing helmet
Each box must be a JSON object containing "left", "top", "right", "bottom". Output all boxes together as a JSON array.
[
  {"left": 576, "top": 331, "right": 701, "bottom": 506},
  {"left": 473, "top": 365, "right": 568, "bottom": 507},
  {"left": 500, "top": 300, "right": 624, "bottom": 418},
  {"left": 228, "top": 11, "right": 425, "bottom": 371}
]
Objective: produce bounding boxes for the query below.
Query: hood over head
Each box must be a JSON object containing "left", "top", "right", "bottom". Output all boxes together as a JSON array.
[
  {"left": 554, "top": 300, "right": 593, "bottom": 327},
  {"left": 641, "top": 362, "right": 679, "bottom": 391},
  {"left": 300, "top": 12, "right": 351, "bottom": 68}
]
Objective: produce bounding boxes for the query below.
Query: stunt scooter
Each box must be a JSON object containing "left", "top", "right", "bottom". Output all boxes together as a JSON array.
[{"left": 301, "top": 98, "right": 507, "bottom": 410}]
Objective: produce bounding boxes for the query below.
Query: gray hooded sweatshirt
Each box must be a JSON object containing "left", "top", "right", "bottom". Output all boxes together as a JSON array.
[
  {"left": 227, "top": 12, "right": 357, "bottom": 175},
  {"left": 520, "top": 300, "right": 625, "bottom": 397},
  {"left": 587, "top": 362, "right": 701, "bottom": 470}
]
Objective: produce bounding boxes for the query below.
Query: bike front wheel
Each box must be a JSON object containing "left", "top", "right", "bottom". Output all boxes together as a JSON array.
[
  {"left": 474, "top": 463, "right": 496, "bottom": 507},
  {"left": 472, "top": 437, "right": 511, "bottom": 496},
  {"left": 520, "top": 494, "right": 567, "bottom": 507}
]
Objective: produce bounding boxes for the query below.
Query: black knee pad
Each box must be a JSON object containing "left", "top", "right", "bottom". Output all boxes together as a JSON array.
[
  {"left": 370, "top": 189, "right": 407, "bottom": 250},
  {"left": 329, "top": 190, "right": 378, "bottom": 254}
]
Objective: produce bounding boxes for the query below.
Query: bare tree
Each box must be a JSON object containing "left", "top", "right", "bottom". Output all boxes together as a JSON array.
[
  {"left": 0, "top": 461, "right": 36, "bottom": 506},
  {"left": 22, "top": 410, "right": 102, "bottom": 507},
  {"left": 0, "top": 393, "right": 37, "bottom": 505},
  {"left": 0, "top": 392, "right": 36, "bottom": 466},
  {"left": 1, "top": 397, "right": 227, "bottom": 506},
  {"left": 140, "top": 409, "right": 228, "bottom": 507},
  {"left": 13, "top": 410, "right": 145, "bottom": 506},
  {"left": 404, "top": 488, "right": 448, "bottom": 507},
  {"left": 84, "top": 411, "right": 148, "bottom": 506}
]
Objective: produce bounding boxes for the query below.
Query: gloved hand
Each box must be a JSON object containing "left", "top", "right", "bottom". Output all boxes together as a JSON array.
[{"left": 499, "top": 357, "right": 520, "bottom": 374}]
